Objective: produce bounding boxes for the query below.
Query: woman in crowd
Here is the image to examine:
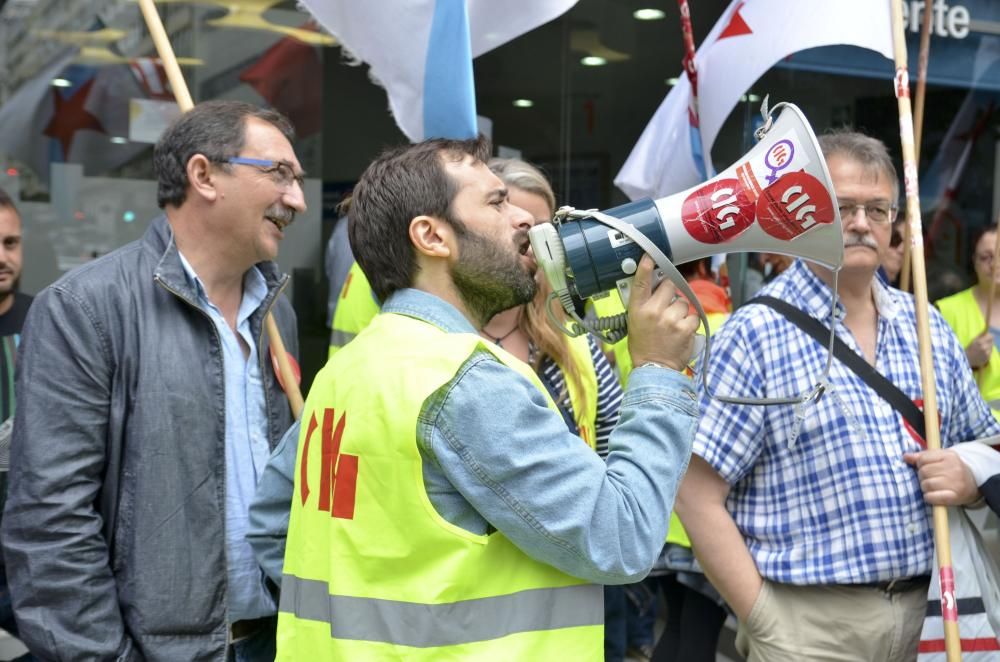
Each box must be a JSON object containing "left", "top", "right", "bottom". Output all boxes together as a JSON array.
[
  {"left": 483, "top": 158, "right": 623, "bottom": 457},
  {"left": 486, "top": 159, "right": 653, "bottom": 661},
  {"left": 936, "top": 223, "right": 1000, "bottom": 419}
]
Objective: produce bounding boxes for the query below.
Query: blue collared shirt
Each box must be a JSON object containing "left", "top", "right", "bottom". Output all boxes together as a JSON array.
[
  {"left": 178, "top": 253, "right": 276, "bottom": 621},
  {"left": 694, "top": 260, "right": 1000, "bottom": 585},
  {"left": 248, "top": 288, "right": 699, "bottom": 585}
]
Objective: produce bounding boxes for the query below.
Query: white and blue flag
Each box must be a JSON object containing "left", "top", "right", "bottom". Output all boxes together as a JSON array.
[{"left": 299, "top": 0, "right": 578, "bottom": 141}]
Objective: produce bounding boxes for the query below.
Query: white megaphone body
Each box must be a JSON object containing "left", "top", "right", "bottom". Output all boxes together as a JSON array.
[{"left": 529, "top": 101, "right": 844, "bottom": 405}]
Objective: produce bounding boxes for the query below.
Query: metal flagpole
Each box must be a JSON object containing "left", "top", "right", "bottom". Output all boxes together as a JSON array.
[
  {"left": 137, "top": 0, "right": 304, "bottom": 419},
  {"left": 889, "top": 1, "right": 961, "bottom": 659}
]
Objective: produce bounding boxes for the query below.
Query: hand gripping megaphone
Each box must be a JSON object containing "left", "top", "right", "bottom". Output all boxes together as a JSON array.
[{"left": 529, "top": 100, "right": 844, "bottom": 405}]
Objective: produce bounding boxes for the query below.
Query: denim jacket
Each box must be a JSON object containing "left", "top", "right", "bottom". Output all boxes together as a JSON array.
[
  {"left": 2, "top": 216, "right": 297, "bottom": 661},
  {"left": 249, "top": 288, "right": 698, "bottom": 586}
]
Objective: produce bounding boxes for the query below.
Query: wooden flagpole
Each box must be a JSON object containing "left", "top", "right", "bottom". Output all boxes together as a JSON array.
[
  {"left": 137, "top": 0, "right": 304, "bottom": 419},
  {"left": 889, "top": 2, "right": 960, "bottom": 659},
  {"left": 900, "top": 0, "right": 933, "bottom": 293}
]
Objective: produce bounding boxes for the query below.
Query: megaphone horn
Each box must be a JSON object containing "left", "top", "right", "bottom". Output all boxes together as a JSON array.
[{"left": 529, "top": 102, "right": 843, "bottom": 307}]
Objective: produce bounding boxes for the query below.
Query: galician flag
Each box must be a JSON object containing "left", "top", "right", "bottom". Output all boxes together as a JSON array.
[
  {"left": 615, "top": 0, "right": 894, "bottom": 201},
  {"left": 298, "top": 0, "right": 579, "bottom": 141}
]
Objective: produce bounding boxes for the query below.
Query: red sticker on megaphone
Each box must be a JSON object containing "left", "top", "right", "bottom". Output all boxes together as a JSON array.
[
  {"left": 756, "top": 171, "right": 835, "bottom": 241},
  {"left": 680, "top": 178, "right": 755, "bottom": 244}
]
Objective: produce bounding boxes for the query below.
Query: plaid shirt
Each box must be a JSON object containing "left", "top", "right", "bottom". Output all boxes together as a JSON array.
[{"left": 694, "top": 260, "right": 1000, "bottom": 585}]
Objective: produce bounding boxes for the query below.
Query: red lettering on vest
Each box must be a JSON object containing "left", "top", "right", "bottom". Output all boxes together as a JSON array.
[
  {"left": 298, "top": 408, "right": 359, "bottom": 519},
  {"left": 316, "top": 408, "right": 358, "bottom": 519},
  {"left": 299, "top": 412, "right": 320, "bottom": 505},
  {"left": 340, "top": 271, "right": 353, "bottom": 300}
]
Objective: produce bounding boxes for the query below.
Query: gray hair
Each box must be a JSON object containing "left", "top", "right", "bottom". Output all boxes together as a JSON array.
[
  {"left": 818, "top": 129, "right": 899, "bottom": 202},
  {"left": 488, "top": 158, "right": 555, "bottom": 216}
]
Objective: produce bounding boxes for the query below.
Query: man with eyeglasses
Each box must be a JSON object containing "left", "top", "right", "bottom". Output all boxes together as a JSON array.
[
  {"left": 676, "top": 129, "right": 1000, "bottom": 661},
  {"left": 3, "top": 100, "right": 305, "bottom": 661}
]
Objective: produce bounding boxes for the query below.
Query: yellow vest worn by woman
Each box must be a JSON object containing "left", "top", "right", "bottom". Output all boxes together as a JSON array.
[
  {"left": 329, "top": 262, "right": 380, "bottom": 358},
  {"left": 278, "top": 311, "right": 603, "bottom": 661},
  {"left": 937, "top": 286, "right": 1000, "bottom": 421},
  {"left": 562, "top": 334, "right": 599, "bottom": 448}
]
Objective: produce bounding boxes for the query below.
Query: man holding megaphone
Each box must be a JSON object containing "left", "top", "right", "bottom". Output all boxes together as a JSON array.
[
  {"left": 275, "top": 136, "right": 700, "bottom": 660},
  {"left": 677, "top": 130, "right": 1000, "bottom": 662}
]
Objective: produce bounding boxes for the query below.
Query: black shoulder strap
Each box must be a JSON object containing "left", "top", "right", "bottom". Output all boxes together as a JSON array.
[{"left": 749, "top": 295, "right": 926, "bottom": 441}]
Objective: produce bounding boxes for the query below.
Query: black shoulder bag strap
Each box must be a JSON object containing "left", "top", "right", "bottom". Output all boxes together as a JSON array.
[{"left": 749, "top": 295, "right": 926, "bottom": 441}]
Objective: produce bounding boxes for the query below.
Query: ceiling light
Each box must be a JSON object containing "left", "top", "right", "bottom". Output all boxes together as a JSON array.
[
  {"left": 51, "top": 78, "right": 72, "bottom": 88},
  {"left": 633, "top": 8, "right": 666, "bottom": 21},
  {"left": 666, "top": 77, "right": 680, "bottom": 86},
  {"left": 581, "top": 55, "right": 607, "bottom": 67},
  {"left": 512, "top": 99, "right": 534, "bottom": 108},
  {"left": 110, "top": 136, "right": 128, "bottom": 144},
  {"left": 746, "top": 93, "right": 761, "bottom": 103}
]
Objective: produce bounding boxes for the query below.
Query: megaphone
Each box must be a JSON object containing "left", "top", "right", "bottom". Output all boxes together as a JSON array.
[{"left": 529, "top": 100, "right": 844, "bottom": 405}]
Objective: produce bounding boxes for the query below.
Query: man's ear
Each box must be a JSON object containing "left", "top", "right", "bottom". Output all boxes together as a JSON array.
[
  {"left": 409, "top": 215, "right": 454, "bottom": 259},
  {"left": 186, "top": 154, "right": 219, "bottom": 203}
]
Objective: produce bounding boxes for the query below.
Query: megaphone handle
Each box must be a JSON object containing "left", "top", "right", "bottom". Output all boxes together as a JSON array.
[{"left": 580, "top": 209, "right": 712, "bottom": 367}]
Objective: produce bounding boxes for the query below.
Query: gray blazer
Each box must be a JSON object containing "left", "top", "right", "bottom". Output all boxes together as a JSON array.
[{"left": 2, "top": 215, "right": 297, "bottom": 661}]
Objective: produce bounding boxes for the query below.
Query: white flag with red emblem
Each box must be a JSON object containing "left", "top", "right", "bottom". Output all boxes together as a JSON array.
[{"left": 615, "top": 0, "right": 895, "bottom": 201}]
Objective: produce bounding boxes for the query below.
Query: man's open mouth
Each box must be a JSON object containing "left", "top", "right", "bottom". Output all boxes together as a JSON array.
[{"left": 266, "top": 211, "right": 294, "bottom": 231}]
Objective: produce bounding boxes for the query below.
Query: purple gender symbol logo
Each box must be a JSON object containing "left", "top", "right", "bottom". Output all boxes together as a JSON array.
[{"left": 763, "top": 139, "right": 795, "bottom": 185}]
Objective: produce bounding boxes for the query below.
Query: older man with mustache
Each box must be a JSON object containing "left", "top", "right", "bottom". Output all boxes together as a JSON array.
[
  {"left": 675, "top": 130, "right": 1000, "bottom": 662},
  {"left": 3, "top": 100, "right": 305, "bottom": 661}
]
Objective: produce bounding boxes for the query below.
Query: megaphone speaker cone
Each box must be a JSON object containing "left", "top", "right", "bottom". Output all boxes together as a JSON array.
[{"left": 536, "top": 102, "right": 843, "bottom": 302}]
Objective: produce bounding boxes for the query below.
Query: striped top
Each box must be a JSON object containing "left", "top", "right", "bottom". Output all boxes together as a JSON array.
[{"left": 535, "top": 335, "right": 623, "bottom": 458}]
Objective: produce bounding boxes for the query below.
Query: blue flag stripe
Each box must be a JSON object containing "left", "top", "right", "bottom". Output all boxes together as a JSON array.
[{"left": 423, "top": 0, "right": 478, "bottom": 140}]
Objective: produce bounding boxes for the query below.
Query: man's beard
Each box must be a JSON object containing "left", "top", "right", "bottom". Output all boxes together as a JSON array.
[
  {"left": 449, "top": 225, "right": 536, "bottom": 326},
  {"left": 0, "top": 276, "right": 18, "bottom": 304}
]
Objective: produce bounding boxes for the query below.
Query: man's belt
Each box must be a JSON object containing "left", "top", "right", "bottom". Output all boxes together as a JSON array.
[{"left": 856, "top": 575, "right": 931, "bottom": 594}]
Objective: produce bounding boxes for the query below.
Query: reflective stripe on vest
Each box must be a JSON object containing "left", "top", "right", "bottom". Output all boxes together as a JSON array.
[{"left": 280, "top": 574, "right": 602, "bottom": 648}]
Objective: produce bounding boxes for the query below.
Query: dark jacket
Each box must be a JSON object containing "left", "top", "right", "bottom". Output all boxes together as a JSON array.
[{"left": 2, "top": 216, "right": 297, "bottom": 661}]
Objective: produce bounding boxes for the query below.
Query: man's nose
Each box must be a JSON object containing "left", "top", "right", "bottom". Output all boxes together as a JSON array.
[
  {"left": 283, "top": 180, "right": 308, "bottom": 213},
  {"left": 842, "top": 205, "right": 873, "bottom": 232},
  {"left": 509, "top": 203, "right": 533, "bottom": 231}
]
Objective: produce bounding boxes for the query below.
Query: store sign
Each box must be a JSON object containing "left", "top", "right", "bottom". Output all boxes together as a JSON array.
[
  {"left": 778, "top": 0, "right": 1000, "bottom": 91},
  {"left": 900, "top": 1, "right": 971, "bottom": 39}
]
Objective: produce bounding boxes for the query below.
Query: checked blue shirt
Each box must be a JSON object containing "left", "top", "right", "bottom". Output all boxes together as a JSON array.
[{"left": 694, "top": 260, "right": 1000, "bottom": 585}]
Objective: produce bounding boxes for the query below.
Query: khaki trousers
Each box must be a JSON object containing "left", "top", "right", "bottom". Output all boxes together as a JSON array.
[{"left": 735, "top": 579, "right": 929, "bottom": 662}]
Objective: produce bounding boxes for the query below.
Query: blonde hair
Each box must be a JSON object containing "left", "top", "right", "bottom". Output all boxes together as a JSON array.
[{"left": 488, "top": 158, "right": 584, "bottom": 407}]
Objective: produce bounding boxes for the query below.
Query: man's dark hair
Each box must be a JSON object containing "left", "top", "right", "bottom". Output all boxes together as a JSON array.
[
  {"left": 153, "top": 100, "right": 295, "bottom": 209},
  {"left": 0, "top": 187, "right": 17, "bottom": 214},
  {"left": 348, "top": 136, "right": 491, "bottom": 302}
]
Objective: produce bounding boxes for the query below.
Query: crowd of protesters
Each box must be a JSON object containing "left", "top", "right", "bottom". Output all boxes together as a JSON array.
[{"left": 0, "top": 100, "right": 997, "bottom": 662}]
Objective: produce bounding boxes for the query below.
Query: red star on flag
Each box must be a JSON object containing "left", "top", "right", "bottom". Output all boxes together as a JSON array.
[
  {"left": 719, "top": 1, "right": 753, "bottom": 40},
  {"left": 43, "top": 78, "right": 106, "bottom": 159}
]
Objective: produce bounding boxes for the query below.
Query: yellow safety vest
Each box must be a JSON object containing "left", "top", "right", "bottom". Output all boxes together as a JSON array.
[
  {"left": 329, "top": 262, "right": 380, "bottom": 358},
  {"left": 562, "top": 334, "right": 599, "bottom": 448},
  {"left": 936, "top": 286, "right": 1000, "bottom": 421},
  {"left": 278, "top": 311, "right": 603, "bottom": 661}
]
